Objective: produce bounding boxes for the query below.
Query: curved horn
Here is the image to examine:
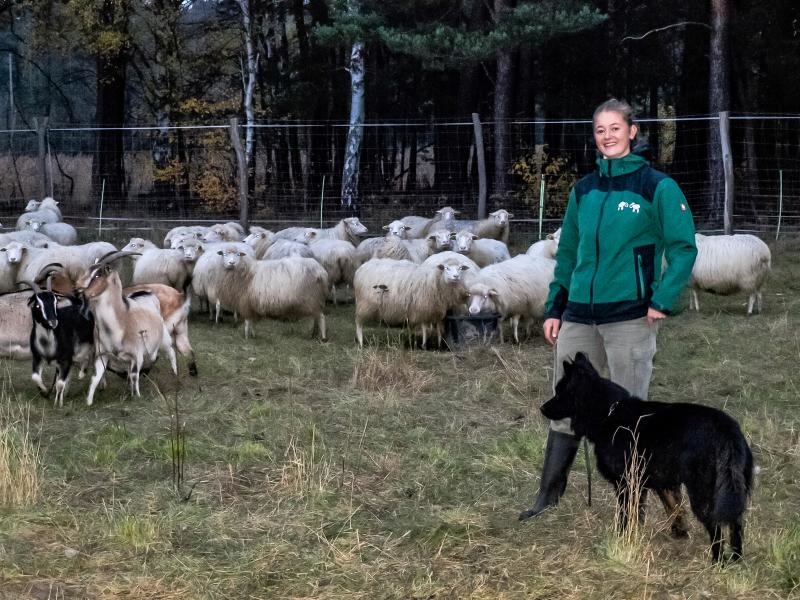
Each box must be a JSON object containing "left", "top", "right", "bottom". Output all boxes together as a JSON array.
[
  {"left": 92, "top": 250, "right": 141, "bottom": 269},
  {"left": 15, "top": 279, "right": 42, "bottom": 294},
  {"left": 35, "top": 262, "right": 64, "bottom": 280}
]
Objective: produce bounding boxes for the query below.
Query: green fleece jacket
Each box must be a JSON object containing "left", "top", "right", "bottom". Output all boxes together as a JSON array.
[{"left": 544, "top": 153, "right": 697, "bottom": 324}]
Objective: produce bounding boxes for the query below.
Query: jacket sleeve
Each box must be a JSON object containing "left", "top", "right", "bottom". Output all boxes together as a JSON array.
[
  {"left": 650, "top": 177, "right": 697, "bottom": 314},
  {"left": 544, "top": 188, "right": 579, "bottom": 319}
]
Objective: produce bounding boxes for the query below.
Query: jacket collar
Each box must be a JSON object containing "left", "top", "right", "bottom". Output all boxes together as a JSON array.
[{"left": 595, "top": 152, "right": 648, "bottom": 178}]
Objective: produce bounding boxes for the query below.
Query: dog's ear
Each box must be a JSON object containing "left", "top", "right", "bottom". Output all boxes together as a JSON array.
[{"left": 573, "top": 352, "right": 600, "bottom": 377}]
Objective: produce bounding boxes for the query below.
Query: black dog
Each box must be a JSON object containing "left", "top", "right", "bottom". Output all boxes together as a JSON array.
[{"left": 541, "top": 352, "right": 753, "bottom": 563}]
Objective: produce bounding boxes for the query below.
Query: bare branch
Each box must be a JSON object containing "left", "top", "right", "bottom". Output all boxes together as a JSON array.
[{"left": 622, "top": 21, "right": 710, "bottom": 43}]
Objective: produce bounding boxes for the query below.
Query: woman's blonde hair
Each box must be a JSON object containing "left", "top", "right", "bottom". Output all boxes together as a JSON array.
[{"left": 593, "top": 98, "right": 635, "bottom": 126}]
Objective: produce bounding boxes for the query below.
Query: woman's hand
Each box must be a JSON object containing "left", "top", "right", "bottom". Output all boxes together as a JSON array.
[
  {"left": 543, "top": 318, "right": 561, "bottom": 345},
  {"left": 646, "top": 307, "right": 667, "bottom": 324}
]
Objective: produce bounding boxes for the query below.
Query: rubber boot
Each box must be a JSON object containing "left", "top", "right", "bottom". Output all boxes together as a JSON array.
[{"left": 518, "top": 430, "right": 581, "bottom": 520}]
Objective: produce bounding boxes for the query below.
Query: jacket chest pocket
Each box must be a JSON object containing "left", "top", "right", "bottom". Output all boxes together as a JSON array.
[{"left": 633, "top": 244, "right": 656, "bottom": 301}]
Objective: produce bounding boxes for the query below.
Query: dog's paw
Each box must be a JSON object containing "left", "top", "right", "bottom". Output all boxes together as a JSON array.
[{"left": 518, "top": 509, "right": 535, "bottom": 521}]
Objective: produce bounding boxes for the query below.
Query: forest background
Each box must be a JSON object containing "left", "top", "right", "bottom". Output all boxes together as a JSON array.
[{"left": 0, "top": 0, "right": 797, "bottom": 234}]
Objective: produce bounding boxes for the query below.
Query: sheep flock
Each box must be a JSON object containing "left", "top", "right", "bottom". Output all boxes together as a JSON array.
[{"left": 0, "top": 197, "right": 774, "bottom": 407}]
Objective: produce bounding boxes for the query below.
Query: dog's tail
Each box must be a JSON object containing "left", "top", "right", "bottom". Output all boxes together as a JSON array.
[{"left": 713, "top": 435, "right": 754, "bottom": 523}]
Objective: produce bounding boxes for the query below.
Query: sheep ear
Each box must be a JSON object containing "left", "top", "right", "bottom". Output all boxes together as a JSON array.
[
  {"left": 449, "top": 232, "right": 456, "bottom": 239},
  {"left": 488, "top": 288, "right": 499, "bottom": 297},
  {"left": 437, "top": 264, "right": 445, "bottom": 271},
  {"left": 403, "top": 226, "right": 411, "bottom": 231},
  {"left": 471, "top": 234, "right": 478, "bottom": 240},
  {"left": 216, "top": 250, "right": 223, "bottom": 255},
  {"left": 546, "top": 233, "right": 554, "bottom": 240},
  {"left": 382, "top": 225, "right": 389, "bottom": 230},
  {"left": 507, "top": 213, "right": 514, "bottom": 218},
  {"left": 238, "top": 252, "right": 246, "bottom": 256}
]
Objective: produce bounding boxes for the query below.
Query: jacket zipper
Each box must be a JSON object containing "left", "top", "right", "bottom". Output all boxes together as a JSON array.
[
  {"left": 589, "top": 161, "right": 612, "bottom": 316},
  {"left": 636, "top": 253, "right": 645, "bottom": 300}
]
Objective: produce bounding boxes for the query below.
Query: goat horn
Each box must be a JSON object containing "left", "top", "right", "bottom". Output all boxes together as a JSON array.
[
  {"left": 92, "top": 250, "right": 141, "bottom": 270},
  {"left": 35, "top": 262, "right": 64, "bottom": 280},
  {"left": 15, "top": 279, "right": 42, "bottom": 295}
]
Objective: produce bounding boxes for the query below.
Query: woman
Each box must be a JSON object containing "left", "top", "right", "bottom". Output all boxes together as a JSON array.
[{"left": 519, "top": 99, "right": 697, "bottom": 520}]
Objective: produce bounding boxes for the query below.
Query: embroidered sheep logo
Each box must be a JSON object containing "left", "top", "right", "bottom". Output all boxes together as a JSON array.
[
  {"left": 630, "top": 202, "right": 641, "bottom": 213},
  {"left": 617, "top": 201, "right": 628, "bottom": 211}
]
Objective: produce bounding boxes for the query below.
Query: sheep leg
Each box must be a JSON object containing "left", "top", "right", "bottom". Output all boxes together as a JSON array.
[
  {"left": 86, "top": 356, "right": 108, "bottom": 406},
  {"left": 511, "top": 315, "right": 521, "bottom": 343},
  {"left": 331, "top": 284, "right": 338, "bottom": 306},
  {"left": 315, "top": 313, "right": 327, "bottom": 342},
  {"left": 756, "top": 291, "right": 763, "bottom": 313},
  {"left": 421, "top": 324, "right": 428, "bottom": 349},
  {"left": 356, "top": 321, "right": 364, "bottom": 348},
  {"left": 214, "top": 300, "right": 222, "bottom": 324},
  {"left": 747, "top": 294, "right": 755, "bottom": 316},
  {"left": 690, "top": 289, "right": 699, "bottom": 311}
]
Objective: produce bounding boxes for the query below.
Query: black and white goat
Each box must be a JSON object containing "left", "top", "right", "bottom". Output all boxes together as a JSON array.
[{"left": 24, "top": 278, "right": 94, "bottom": 407}]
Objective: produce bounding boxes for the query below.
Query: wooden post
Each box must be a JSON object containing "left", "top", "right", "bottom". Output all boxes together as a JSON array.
[
  {"left": 719, "top": 111, "right": 734, "bottom": 234},
  {"left": 472, "top": 113, "right": 487, "bottom": 219},
  {"left": 35, "top": 117, "right": 50, "bottom": 199},
  {"left": 229, "top": 118, "right": 249, "bottom": 230}
]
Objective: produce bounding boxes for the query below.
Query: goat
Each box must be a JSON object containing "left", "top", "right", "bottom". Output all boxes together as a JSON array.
[
  {"left": 75, "top": 252, "right": 177, "bottom": 406},
  {"left": 23, "top": 278, "right": 94, "bottom": 407}
]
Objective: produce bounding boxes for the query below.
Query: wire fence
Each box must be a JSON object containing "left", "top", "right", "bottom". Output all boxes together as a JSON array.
[{"left": 0, "top": 114, "right": 798, "bottom": 243}]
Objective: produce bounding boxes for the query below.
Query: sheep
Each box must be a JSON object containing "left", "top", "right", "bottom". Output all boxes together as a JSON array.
[
  {"left": 307, "top": 238, "right": 359, "bottom": 302},
  {"left": 164, "top": 225, "right": 207, "bottom": 249},
  {"left": 353, "top": 221, "right": 409, "bottom": 265},
  {"left": 0, "top": 291, "right": 35, "bottom": 359},
  {"left": 128, "top": 245, "right": 197, "bottom": 292},
  {"left": 0, "top": 230, "right": 58, "bottom": 248},
  {"left": 471, "top": 209, "right": 514, "bottom": 245},
  {"left": 13, "top": 241, "right": 118, "bottom": 288},
  {"left": 275, "top": 217, "right": 368, "bottom": 246},
  {"left": 526, "top": 228, "right": 562, "bottom": 259},
  {"left": 689, "top": 233, "right": 771, "bottom": 315},
  {"left": 243, "top": 226, "right": 275, "bottom": 258},
  {"left": 374, "top": 229, "right": 455, "bottom": 264},
  {"left": 452, "top": 229, "right": 511, "bottom": 267},
  {"left": 213, "top": 247, "right": 329, "bottom": 339},
  {"left": 465, "top": 254, "right": 556, "bottom": 343},
  {"left": 418, "top": 206, "right": 461, "bottom": 236},
  {"left": 24, "top": 197, "right": 63, "bottom": 221},
  {"left": 122, "top": 237, "right": 159, "bottom": 252},
  {"left": 75, "top": 252, "right": 177, "bottom": 406},
  {"left": 190, "top": 242, "right": 256, "bottom": 321},
  {"left": 16, "top": 208, "right": 61, "bottom": 231},
  {"left": 24, "top": 281, "right": 95, "bottom": 407},
  {"left": 202, "top": 222, "right": 246, "bottom": 243},
  {"left": 23, "top": 219, "right": 78, "bottom": 245},
  {"left": 353, "top": 256, "right": 472, "bottom": 348}
]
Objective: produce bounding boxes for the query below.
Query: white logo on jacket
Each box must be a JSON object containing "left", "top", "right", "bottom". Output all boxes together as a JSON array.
[{"left": 617, "top": 201, "right": 641, "bottom": 214}]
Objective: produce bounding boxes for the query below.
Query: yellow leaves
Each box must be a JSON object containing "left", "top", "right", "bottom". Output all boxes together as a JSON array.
[{"left": 511, "top": 146, "right": 577, "bottom": 217}]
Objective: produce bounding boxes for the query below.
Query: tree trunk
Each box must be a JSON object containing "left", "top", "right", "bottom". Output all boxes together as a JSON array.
[
  {"left": 94, "top": 48, "right": 127, "bottom": 211},
  {"left": 492, "top": 0, "right": 513, "bottom": 200},
  {"left": 238, "top": 0, "right": 257, "bottom": 170},
  {"left": 708, "top": 0, "right": 730, "bottom": 226},
  {"left": 341, "top": 38, "right": 365, "bottom": 215}
]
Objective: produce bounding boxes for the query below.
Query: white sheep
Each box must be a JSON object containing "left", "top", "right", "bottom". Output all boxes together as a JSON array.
[
  {"left": 23, "top": 219, "right": 78, "bottom": 245},
  {"left": 452, "top": 229, "right": 511, "bottom": 267},
  {"left": 353, "top": 256, "right": 472, "bottom": 348},
  {"left": 401, "top": 206, "right": 458, "bottom": 238},
  {"left": 243, "top": 226, "right": 275, "bottom": 258},
  {"left": 1, "top": 240, "right": 117, "bottom": 292},
  {"left": 353, "top": 221, "right": 411, "bottom": 265},
  {"left": 214, "top": 249, "right": 329, "bottom": 339},
  {"left": 0, "top": 230, "right": 51, "bottom": 249},
  {"left": 23, "top": 197, "right": 63, "bottom": 221},
  {"left": 471, "top": 209, "right": 514, "bottom": 244},
  {"left": 526, "top": 228, "right": 562, "bottom": 259},
  {"left": 276, "top": 217, "right": 368, "bottom": 246},
  {"left": 190, "top": 242, "right": 256, "bottom": 321},
  {"left": 0, "top": 291, "right": 34, "bottom": 359},
  {"left": 307, "top": 238, "right": 358, "bottom": 303},
  {"left": 164, "top": 225, "right": 207, "bottom": 248},
  {"left": 202, "top": 222, "right": 246, "bottom": 243},
  {"left": 465, "top": 254, "right": 556, "bottom": 343},
  {"left": 689, "top": 233, "right": 771, "bottom": 315},
  {"left": 122, "top": 237, "right": 159, "bottom": 252},
  {"left": 128, "top": 245, "right": 197, "bottom": 291}
]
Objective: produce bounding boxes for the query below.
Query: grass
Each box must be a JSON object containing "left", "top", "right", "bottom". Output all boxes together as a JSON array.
[{"left": 1, "top": 239, "right": 800, "bottom": 598}]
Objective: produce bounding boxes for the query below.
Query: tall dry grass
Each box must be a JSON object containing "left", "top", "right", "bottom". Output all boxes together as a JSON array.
[{"left": 0, "top": 374, "right": 41, "bottom": 507}]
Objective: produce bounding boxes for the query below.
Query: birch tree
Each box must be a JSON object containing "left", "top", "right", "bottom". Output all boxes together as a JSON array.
[{"left": 340, "top": 0, "right": 365, "bottom": 215}]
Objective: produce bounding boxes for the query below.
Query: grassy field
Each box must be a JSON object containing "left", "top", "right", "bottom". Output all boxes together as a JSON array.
[{"left": 1, "top": 240, "right": 800, "bottom": 599}]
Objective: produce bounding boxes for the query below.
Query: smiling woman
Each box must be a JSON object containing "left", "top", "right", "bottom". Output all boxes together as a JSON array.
[{"left": 519, "top": 98, "right": 699, "bottom": 521}]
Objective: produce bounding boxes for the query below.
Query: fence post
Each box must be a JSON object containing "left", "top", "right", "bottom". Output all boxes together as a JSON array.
[
  {"left": 719, "top": 111, "right": 734, "bottom": 234},
  {"left": 35, "top": 117, "right": 50, "bottom": 199},
  {"left": 229, "top": 117, "right": 249, "bottom": 230},
  {"left": 472, "top": 113, "right": 487, "bottom": 219}
]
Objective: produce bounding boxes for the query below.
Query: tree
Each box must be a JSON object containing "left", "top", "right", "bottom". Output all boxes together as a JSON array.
[{"left": 708, "top": 0, "right": 730, "bottom": 229}]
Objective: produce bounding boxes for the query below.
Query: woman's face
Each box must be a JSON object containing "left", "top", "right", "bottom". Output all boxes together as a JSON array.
[{"left": 594, "top": 110, "right": 637, "bottom": 159}]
